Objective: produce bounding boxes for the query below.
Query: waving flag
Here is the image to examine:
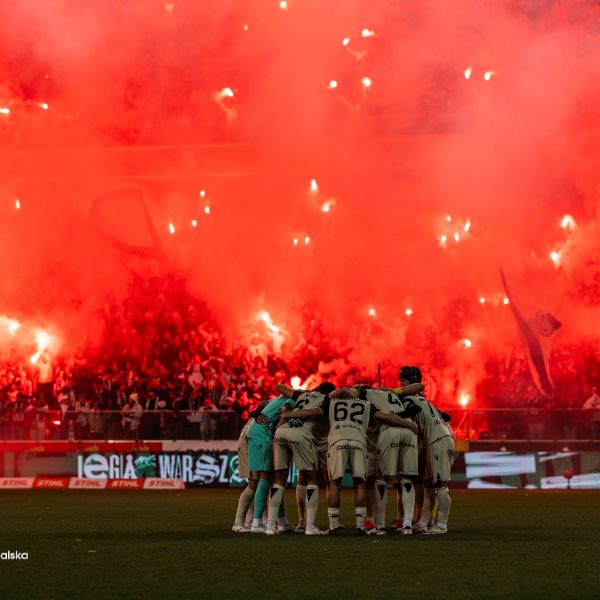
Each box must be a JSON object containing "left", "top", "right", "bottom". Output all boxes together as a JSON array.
[
  {"left": 90, "top": 188, "right": 166, "bottom": 261},
  {"left": 500, "top": 270, "right": 561, "bottom": 397}
]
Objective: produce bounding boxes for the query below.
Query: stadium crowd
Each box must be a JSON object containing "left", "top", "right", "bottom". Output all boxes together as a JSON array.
[{"left": 1, "top": 273, "right": 600, "bottom": 441}]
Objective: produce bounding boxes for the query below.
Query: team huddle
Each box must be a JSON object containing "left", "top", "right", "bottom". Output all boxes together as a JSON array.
[{"left": 232, "top": 365, "right": 454, "bottom": 536}]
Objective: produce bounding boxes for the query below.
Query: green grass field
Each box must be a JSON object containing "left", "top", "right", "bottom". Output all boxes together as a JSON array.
[{"left": 0, "top": 490, "right": 599, "bottom": 600}]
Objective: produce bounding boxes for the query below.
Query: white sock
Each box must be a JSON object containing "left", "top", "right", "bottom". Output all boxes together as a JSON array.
[
  {"left": 436, "top": 487, "right": 451, "bottom": 529},
  {"left": 252, "top": 517, "right": 261, "bottom": 528},
  {"left": 327, "top": 507, "right": 339, "bottom": 530},
  {"left": 235, "top": 486, "right": 255, "bottom": 525},
  {"left": 401, "top": 479, "right": 415, "bottom": 529},
  {"left": 375, "top": 480, "right": 387, "bottom": 529},
  {"left": 245, "top": 499, "right": 254, "bottom": 525},
  {"left": 306, "top": 485, "right": 319, "bottom": 529},
  {"left": 267, "top": 484, "right": 285, "bottom": 524},
  {"left": 355, "top": 506, "right": 367, "bottom": 530},
  {"left": 419, "top": 487, "right": 436, "bottom": 528},
  {"left": 296, "top": 484, "right": 307, "bottom": 525}
]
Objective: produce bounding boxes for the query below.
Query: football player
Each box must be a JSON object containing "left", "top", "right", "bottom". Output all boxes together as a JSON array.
[
  {"left": 396, "top": 366, "right": 454, "bottom": 535},
  {"left": 245, "top": 394, "right": 296, "bottom": 533},
  {"left": 338, "top": 384, "right": 421, "bottom": 534},
  {"left": 268, "top": 382, "right": 335, "bottom": 535},
  {"left": 364, "top": 416, "right": 383, "bottom": 533},
  {"left": 232, "top": 416, "right": 257, "bottom": 532},
  {"left": 321, "top": 386, "right": 373, "bottom": 534}
]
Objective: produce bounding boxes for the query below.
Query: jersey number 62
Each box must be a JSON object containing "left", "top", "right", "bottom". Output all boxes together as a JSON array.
[{"left": 334, "top": 401, "right": 366, "bottom": 424}]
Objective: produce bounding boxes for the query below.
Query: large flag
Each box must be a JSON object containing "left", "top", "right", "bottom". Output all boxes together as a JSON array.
[
  {"left": 500, "top": 270, "right": 561, "bottom": 397},
  {"left": 90, "top": 188, "right": 166, "bottom": 261}
]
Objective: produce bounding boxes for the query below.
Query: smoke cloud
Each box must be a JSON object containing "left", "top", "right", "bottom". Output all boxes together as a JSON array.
[{"left": 1, "top": 0, "right": 599, "bottom": 393}]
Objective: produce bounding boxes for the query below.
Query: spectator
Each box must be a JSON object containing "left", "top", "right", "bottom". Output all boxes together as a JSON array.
[
  {"left": 36, "top": 351, "right": 54, "bottom": 407},
  {"left": 583, "top": 387, "right": 600, "bottom": 439},
  {"left": 88, "top": 401, "right": 105, "bottom": 438},
  {"left": 74, "top": 394, "right": 89, "bottom": 439},
  {"left": 33, "top": 394, "right": 49, "bottom": 441},
  {"left": 200, "top": 396, "right": 217, "bottom": 440},
  {"left": 583, "top": 387, "right": 600, "bottom": 409},
  {"left": 121, "top": 393, "right": 143, "bottom": 440}
]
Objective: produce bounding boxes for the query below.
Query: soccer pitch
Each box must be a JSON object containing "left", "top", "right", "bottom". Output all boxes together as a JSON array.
[{"left": 0, "top": 490, "right": 598, "bottom": 599}]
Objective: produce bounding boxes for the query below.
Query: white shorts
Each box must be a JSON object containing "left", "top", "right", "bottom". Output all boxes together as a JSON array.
[
  {"left": 425, "top": 436, "right": 455, "bottom": 483},
  {"left": 273, "top": 426, "right": 318, "bottom": 472},
  {"left": 327, "top": 441, "right": 368, "bottom": 481},
  {"left": 377, "top": 427, "right": 418, "bottom": 477}
]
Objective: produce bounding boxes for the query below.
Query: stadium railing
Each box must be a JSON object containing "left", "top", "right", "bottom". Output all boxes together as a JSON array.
[
  {"left": 449, "top": 408, "right": 600, "bottom": 443},
  {"left": 0, "top": 408, "right": 598, "bottom": 442},
  {"left": 0, "top": 409, "right": 239, "bottom": 442}
]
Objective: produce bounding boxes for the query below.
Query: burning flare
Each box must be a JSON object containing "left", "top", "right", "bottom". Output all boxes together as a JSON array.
[{"left": 561, "top": 214, "right": 576, "bottom": 230}]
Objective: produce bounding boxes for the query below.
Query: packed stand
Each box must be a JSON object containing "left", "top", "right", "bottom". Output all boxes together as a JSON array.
[{"left": 1, "top": 272, "right": 600, "bottom": 441}]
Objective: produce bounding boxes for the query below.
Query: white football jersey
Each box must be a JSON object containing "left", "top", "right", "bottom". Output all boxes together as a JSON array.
[{"left": 409, "top": 395, "right": 452, "bottom": 445}]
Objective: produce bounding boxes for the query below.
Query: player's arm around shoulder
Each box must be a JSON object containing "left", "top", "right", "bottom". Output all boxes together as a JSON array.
[
  {"left": 375, "top": 411, "right": 418, "bottom": 434},
  {"left": 281, "top": 407, "right": 323, "bottom": 421},
  {"left": 275, "top": 383, "right": 294, "bottom": 398},
  {"left": 391, "top": 383, "right": 424, "bottom": 397},
  {"left": 275, "top": 398, "right": 297, "bottom": 425}
]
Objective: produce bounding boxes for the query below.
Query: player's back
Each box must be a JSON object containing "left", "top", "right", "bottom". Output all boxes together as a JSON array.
[
  {"left": 280, "top": 391, "right": 328, "bottom": 432},
  {"left": 327, "top": 395, "right": 371, "bottom": 447},
  {"left": 248, "top": 395, "right": 290, "bottom": 439},
  {"left": 410, "top": 395, "right": 452, "bottom": 444},
  {"left": 362, "top": 388, "right": 407, "bottom": 432}
]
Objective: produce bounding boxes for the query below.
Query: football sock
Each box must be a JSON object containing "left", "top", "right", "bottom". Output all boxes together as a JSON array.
[
  {"left": 296, "top": 484, "right": 307, "bottom": 525},
  {"left": 375, "top": 480, "right": 387, "bottom": 529},
  {"left": 306, "top": 485, "right": 319, "bottom": 528},
  {"left": 234, "top": 486, "right": 256, "bottom": 525},
  {"left": 355, "top": 506, "right": 367, "bottom": 530},
  {"left": 436, "top": 487, "right": 451, "bottom": 529},
  {"left": 327, "top": 507, "right": 340, "bottom": 530},
  {"left": 245, "top": 500, "right": 254, "bottom": 525},
  {"left": 418, "top": 487, "right": 436, "bottom": 528},
  {"left": 267, "top": 483, "right": 285, "bottom": 524},
  {"left": 253, "top": 479, "right": 271, "bottom": 522},
  {"left": 401, "top": 479, "right": 415, "bottom": 529}
]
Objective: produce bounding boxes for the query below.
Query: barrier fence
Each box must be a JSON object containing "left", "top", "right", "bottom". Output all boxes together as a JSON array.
[
  {"left": 0, "top": 408, "right": 599, "bottom": 442},
  {"left": 0, "top": 440, "right": 598, "bottom": 490}
]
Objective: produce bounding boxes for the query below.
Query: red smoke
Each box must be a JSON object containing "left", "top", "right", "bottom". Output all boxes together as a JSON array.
[{"left": 1, "top": 1, "right": 599, "bottom": 402}]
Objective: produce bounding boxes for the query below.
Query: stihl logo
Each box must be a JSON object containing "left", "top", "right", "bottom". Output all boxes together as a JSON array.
[
  {"left": 109, "top": 480, "right": 140, "bottom": 488},
  {"left": 145, "top": 479, "right": 180, "bottom": 488},
  {"left": 0, "top": 479, "right": 33, "bottom": 488},
  {"left": 34, "top": 479, "right": 66, "bottom": 488},
  {"left": 71, "top": 479, "right": 105, "bottom": 488}
]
